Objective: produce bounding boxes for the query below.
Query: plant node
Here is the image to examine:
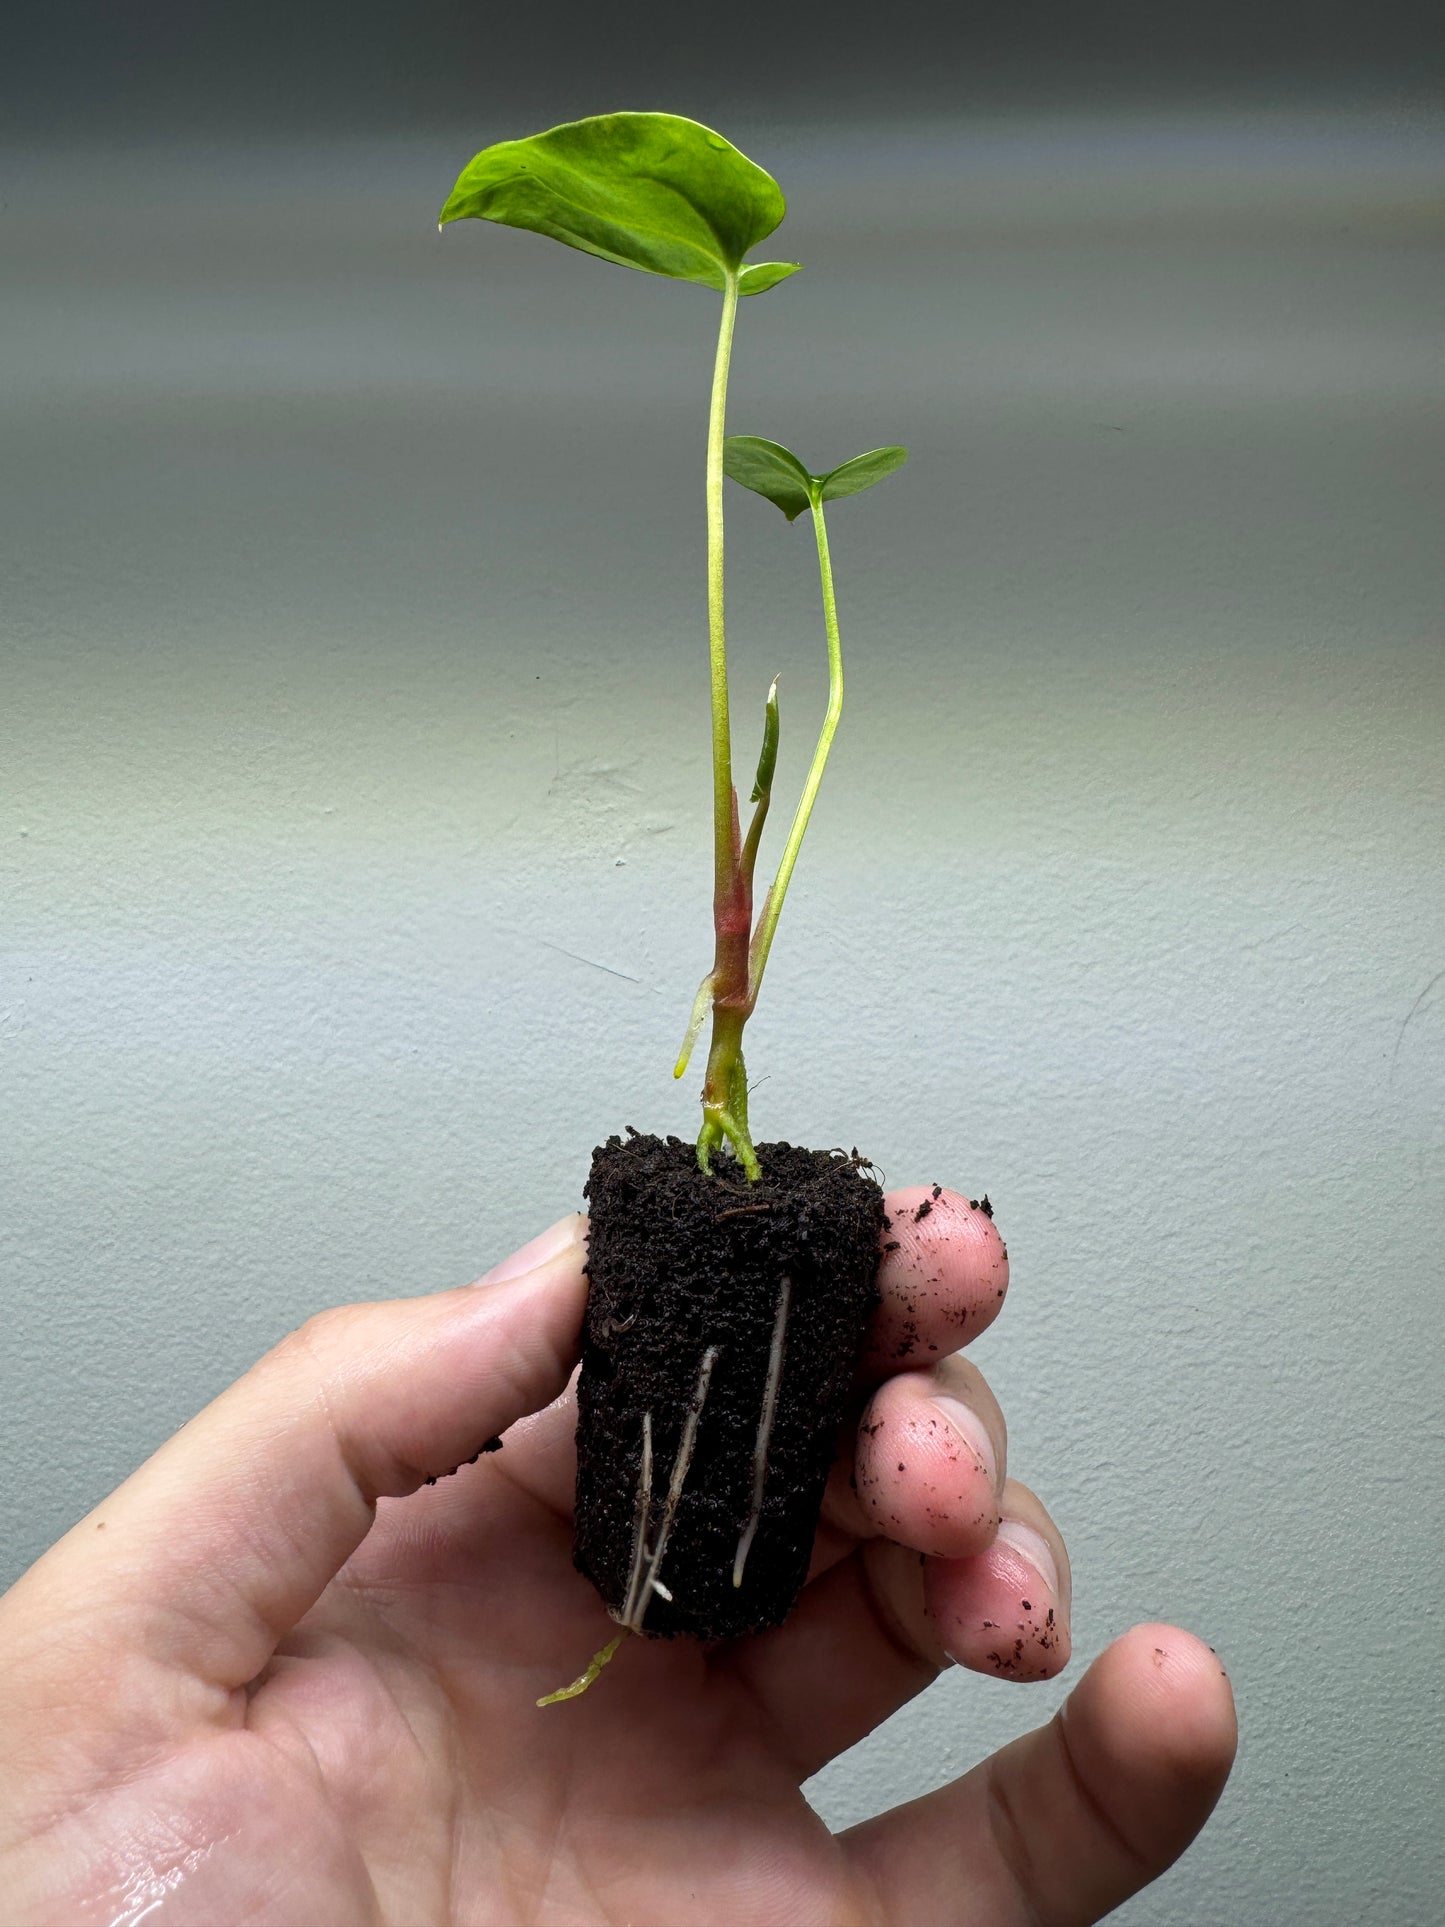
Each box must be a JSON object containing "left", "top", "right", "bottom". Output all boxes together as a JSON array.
[{"left": 698, "top": 1006, "right": 759, "bottom": 1178}]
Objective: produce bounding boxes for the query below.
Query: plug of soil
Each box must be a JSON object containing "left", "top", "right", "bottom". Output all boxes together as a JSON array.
[{"left": 574, "top": 1132, "right": 883, "bottom": 1640}]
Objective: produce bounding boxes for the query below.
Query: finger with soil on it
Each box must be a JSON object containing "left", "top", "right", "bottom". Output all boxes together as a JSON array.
[
  {"left": 924, "top": 1476, "right": 1072, "bottom": 1682},
  {"left": 859, "top": 1188, "right": 1009, "bottom": 1377},
  {"left": 820, "top": 1355, "right": 1006, "bottom": 1560}
]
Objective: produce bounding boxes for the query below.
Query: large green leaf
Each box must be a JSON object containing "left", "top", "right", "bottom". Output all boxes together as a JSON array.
[
  {"left": 440, "top": 112, "right": 799, "bottom": 295},
  {"left": 724, "top": 436, "right": 909, "bottom": 519},
  {"left": 722, "top": 436, "right": 814, "bottom": 521}
]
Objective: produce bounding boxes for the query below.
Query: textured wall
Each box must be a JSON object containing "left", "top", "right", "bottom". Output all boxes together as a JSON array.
[{"left": 4, "top": 113, "right": 1443, "bottom": 1923}]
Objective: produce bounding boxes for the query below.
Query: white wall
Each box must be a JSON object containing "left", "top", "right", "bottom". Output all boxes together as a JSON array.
[{"left": 4, "top": 112, "right": 1443, "bottom": 1923}]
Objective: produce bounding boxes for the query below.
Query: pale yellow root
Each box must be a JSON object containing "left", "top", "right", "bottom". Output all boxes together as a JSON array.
[{"left": 536, "top": 1633, "right": 626, "bottom": 1708}]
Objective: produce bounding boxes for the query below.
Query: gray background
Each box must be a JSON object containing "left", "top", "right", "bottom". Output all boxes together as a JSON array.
[{"left": 4, "top": 5, "right": 1444, "bottom": 1922}]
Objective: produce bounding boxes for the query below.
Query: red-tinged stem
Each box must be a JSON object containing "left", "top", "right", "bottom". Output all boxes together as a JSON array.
[
  {"left": 699, "top": 785, "right": 759, "bottom": 1177},
  {"left": 693, "top": 270, "right": 761, "bottom": 1179}
]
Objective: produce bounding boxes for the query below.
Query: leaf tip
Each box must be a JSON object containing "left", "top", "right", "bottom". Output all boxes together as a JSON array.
[{"left": 738, "top": 260, "right": 803, "bottom": 297}]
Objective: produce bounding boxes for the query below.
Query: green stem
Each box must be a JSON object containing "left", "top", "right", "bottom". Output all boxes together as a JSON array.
[
  {"left": 695, "top": 270, "right": 761, "bottom": 1180},
  {"left": 699, "top": 1003, "right": 758, "bottom": 1180},
  {"left": 746, "top": 489, "right": 843, "bottom": 1005},
  {"left": 707, "top": 272, "right": 741, "bottom": 903}
]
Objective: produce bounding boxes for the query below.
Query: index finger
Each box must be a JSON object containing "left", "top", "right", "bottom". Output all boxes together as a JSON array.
[{"left": 859, "top": 1186, "right": 1009, "bottom": 1379}]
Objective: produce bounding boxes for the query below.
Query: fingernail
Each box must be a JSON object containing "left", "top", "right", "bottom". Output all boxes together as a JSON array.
[
  {"left": 933, "top": 1395, "right": 1000, "bottom": 1493},
  {"left": 995, "top": 1518, "right": 1061, "bottom": 1602},
  {"left": 479, "top": 1213, "right": 585, "bottom": 1286}
]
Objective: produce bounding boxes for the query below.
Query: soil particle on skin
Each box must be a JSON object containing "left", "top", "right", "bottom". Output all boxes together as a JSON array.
[
  {"left": 421, "top": 1437, "right": 503, "bottom": 1486},
  {"left": 913, "top": 1199, "right": 933, "bottom": 1222},
  {"left": 969, "top": 1196, "right": 994, "bottom": 1218},
  {"left": 931, "top": 1184, "right": 943, "bottom": 1200},
  {"left": 575, "top": 1133, "right": 883, "bottom": 1640}
]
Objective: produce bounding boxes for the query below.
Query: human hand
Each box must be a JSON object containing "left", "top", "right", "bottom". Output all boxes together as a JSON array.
[{"left": 0, "top": 1190, "right": 1235, "bottom": 1924}]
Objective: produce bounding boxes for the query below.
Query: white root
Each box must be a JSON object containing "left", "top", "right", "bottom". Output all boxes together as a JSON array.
[
  {"left": 619, "top": 1343, "right": 720, "bottom": 1633},
  {"left": 643, "top": 1344, "right": 719, "bottom": 1610},
  {"left": 733, "top": 1273, "right": 791, "bottom": 1590},
  {"left": 619, "top": 1410, "right": 655, "bottom": 1631}
]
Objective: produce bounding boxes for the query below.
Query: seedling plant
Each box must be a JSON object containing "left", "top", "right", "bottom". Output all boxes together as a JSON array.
[
  {"left": 441, "top": 112, "right": 906, "bottom": 1691},
  {"left": 442, "top": 112, "right": 905, "bottom": 1179}
]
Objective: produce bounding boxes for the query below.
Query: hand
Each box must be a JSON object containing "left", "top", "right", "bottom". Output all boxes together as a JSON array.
[{"left": 0, "top": 1189, "right": 1234, "bottom": 1925}]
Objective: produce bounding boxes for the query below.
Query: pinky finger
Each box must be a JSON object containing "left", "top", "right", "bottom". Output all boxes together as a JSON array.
[{"left": 926, "top": 1477, "right": 1072, "bottom": 1682}]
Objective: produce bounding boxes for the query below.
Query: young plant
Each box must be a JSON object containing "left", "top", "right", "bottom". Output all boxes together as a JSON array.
[
  {"left": 442, "top": 113, "right": 910, "bottom": 1675},
  {"left": 440, "top": 113, "right": 904, "bottom": 1179}
]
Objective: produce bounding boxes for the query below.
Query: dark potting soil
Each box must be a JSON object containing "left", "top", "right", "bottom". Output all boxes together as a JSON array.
[{"left": 574, "top": 1131, "right": 883, "bottom": 1640}]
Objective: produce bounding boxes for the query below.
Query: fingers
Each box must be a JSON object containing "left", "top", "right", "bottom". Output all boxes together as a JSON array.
[
  {"left": 716, "top": 1477, "right": 1069, "bottom": 1781},
  {"left": 4, "top": 1216, "right": 589, "bottom": 1698},
  {"left": 827, "top": 1355, "right": 1005, "bottom": 1558},
  {"left": 844, "top": 1624, "right": 1237, "bottom": 1927},
  {"left": 924, "top": 1478, "right": 1072, "bottom": 1681},
  {"left": 862, "top": 1189, "right": 1009, "bottom": 1378}
]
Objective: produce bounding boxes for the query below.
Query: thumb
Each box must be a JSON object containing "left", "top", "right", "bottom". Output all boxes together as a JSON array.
[{"left": 4, "top": 1215, "right": 587, "bottom": 1696}]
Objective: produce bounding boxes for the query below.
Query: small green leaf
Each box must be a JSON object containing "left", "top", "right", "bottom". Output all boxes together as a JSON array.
[
  {"left": 817, "top": 445, "right": 909, "bottom": 502},
  {"left": 738, "top": 261, "right": 802, "bottom": 297},
  {"left": 750, "top": 677, "right": 780, "bottom": 802},
  {"left": 673, "top": 971, "right": 716, "bottom": 1081},
  {"left": 440, "top": 112, "right": 792, "bottom": 292},
  {"left": 726, "top": 436, "right": 910, "bottom": 520},
  {"left": 722, "top": 436, "right": 814, "bottom": 522}
]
